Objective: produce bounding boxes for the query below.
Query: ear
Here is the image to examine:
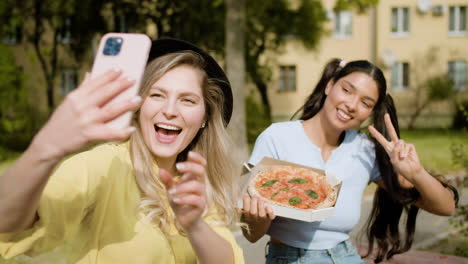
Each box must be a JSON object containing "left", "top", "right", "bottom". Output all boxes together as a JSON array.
[{"left": 325, "top": 80, "right": 334, "bottom": 96}]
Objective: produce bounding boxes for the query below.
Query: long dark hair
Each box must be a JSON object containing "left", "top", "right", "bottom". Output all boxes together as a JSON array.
[{"left": 292, "top": 58, "right": 458, "bottom": 262}]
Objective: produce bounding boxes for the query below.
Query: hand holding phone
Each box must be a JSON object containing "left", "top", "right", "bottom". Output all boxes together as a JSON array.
[{"left": 91, "top": 33, "right": 151, "bottom": 129}]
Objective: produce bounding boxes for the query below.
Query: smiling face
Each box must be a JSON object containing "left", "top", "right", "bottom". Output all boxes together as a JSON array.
[
  {"left": 322, "top": 72, "right": 379, "bottom": 131},
  {"left": 139, "top": 65, "right": 206, "bottom": 163}
]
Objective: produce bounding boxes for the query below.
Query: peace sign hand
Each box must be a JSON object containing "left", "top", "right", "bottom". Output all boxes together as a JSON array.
[{"left": 368, "top": 113, "right": 424, "bottom": 185}]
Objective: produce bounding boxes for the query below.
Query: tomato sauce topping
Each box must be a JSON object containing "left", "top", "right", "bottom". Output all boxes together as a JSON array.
[{"left": 255, "top": 166, "right": 332, "bottom": 209}]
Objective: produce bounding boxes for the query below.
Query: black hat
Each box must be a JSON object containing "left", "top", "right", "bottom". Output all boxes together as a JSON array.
[{"left": 147, "top": 38, "right": 233, "bottom": 126}]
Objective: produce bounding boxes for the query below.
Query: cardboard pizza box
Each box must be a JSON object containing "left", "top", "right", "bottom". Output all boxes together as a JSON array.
[{"left": 238, "top": 157, "right": 342, "bottom": 222}]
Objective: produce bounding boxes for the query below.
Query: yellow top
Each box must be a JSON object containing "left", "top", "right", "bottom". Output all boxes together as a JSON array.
[{"left": 0, "top": 143, "right": 244, "bottom": 264}]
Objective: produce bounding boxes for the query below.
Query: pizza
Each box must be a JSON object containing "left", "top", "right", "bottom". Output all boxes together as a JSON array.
[{"left": 248, "top": 165, "right": 337, "bottom": 210}]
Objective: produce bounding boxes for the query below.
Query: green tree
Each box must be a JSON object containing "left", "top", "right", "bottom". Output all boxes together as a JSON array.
[
  {"left": 0, "top": 0, "right": 108, "bottom": 113},
  {"left": 0, "top": 44, "right": 35, "bottom": 150},
  {"left": 246, "top": 0, "right": 327, "bottom": 119},
  {"left": 107, "top": 0, "right": 379, "bottom": 120},
  {"left": 110, "top": 1, "right": 327, "bottom": 120},
  {"left": 335, "top": 0, "right": 378, "bottom": 12},
  {"left": 407, "top": 75, "right": 455, "bottom": 129},
  {"left": 405, "top": 47, "right": 456, "bottom": 129},
  {"left": 110, "top": 0, "right": 225, "bottom": 52}
]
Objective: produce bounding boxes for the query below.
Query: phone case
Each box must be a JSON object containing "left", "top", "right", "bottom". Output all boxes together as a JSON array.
[{"left": 91, "top": 33, "right": 151, "bottom": 129}]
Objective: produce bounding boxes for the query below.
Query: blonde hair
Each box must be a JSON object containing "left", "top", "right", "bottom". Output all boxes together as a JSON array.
[{"left": 129, "top": 51, "right": 240, "bottom": 234}]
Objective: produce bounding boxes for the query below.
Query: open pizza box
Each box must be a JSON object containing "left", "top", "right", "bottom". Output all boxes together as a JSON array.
[{"left": 238, "top": 157, "right": 342, "bottom": 222}]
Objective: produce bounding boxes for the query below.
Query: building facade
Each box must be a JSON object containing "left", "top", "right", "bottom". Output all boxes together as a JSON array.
[{"left": 268, "top": 0, "right": 468, "bottom": 128}]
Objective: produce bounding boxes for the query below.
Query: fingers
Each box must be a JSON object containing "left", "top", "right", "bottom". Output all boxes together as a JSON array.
[
  {"left": 176, "top": 162, "right": 205, "bottom": 181},
  {"left": 171, "top": 194, "right": 205, "bottom": 209},
  {"left": 168, "top": 180, "right": 205, "bottom": 208},
  {"left": 67, "top": 69, "right": 135, "bottom": 120},
  {"left": 167, "top": 154, "right": 207, "bottom": 210},
  {"left": 400, "top": 141, "right": 410, "bottom": 159},
  {"left": 384, "top": 114, "right": 399, "bottom": 142},
  {"left": 89, "top": 76, "right": 135, "bottom": 107},
  {"left": 258, "top": 198, "right": 266, "bottom": 218},
  {"left": 82, "top": 72, "right": 91, "bottom": 86},
  {"left": 187, "top": 151, "right": 207, "bottom": 167},
  {"left": 266, "top": 204, "right": 276, "bottom": 220},
  {"left": 99, "top": 96, "right": 142, "bottom": 123},
  {"left": 391, "top": 140, "right": 411, "bottom": 161},
  {"left": 241, "top": 193, "right": 273, "bottom": 221},
  {"left": 390, "top": 139, "right": 414, "bottom": 161},
  {"left": 159, "top": 168, "right": 175, "bottom": 191},
  {"left": 391, "top": 140, "right": 403, "bottom": 163},
  {"left": 369, "top": 114, "right": 401, "bottom": 153},
  {"left": 250, "top": 196, "right": 258, "bottom": 215},
  {"left": 407, "top": 143, "right": 416, "bottom": 157},
  {"left": 85, "top": 125, "right": 136, "bottom": 142},
  {"left": 169, "top": 180, "right": 204, "bottom": 197},
  {"left": 242, "top": 193, "right": 251, "bottom": 212},
  {"left": 81, "top": 68, "right": 122, "bottom": 93},
  {"left": 176, "top": 151, "right": 207, "bottom": 183},
  {"left": 368, "top": 125, "right": 390, "bottom": 151}
]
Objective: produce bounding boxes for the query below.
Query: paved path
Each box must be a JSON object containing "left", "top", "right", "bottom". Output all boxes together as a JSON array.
[{"left": 235, "top": 187, "right": 468, "bottom": 263}]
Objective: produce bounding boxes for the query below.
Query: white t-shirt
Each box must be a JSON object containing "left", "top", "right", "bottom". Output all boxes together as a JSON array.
[{"left": 249, "top": 120, "right": 381, "bottom": 250}]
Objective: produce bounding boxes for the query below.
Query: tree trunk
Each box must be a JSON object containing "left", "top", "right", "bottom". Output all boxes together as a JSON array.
[
  {"left": 225, "top": 0, "right": 248, "bottom": 161},
  {"left": 246, "top": 37, "right": 272, "bottom": 121},
  {"left": 33, "top": 0, "right": 55, "bottom": 113},
  {"left": 250, "top": 70, "right": 271, "bottom": 121},
  {"left": 407, "top": 99, "right": 430, "bottom": 130}
]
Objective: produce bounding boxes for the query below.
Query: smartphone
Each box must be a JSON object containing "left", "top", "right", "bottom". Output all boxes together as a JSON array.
[{"left": 91, "top": 33, "right": 151, "bottom": 129}]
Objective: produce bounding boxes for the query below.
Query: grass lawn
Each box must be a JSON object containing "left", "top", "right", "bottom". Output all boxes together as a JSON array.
[
  {"left": 399, "top": 129, "right": 467, "bottom": 174},
  {"left": 362, "top": 129, "right": 466, "bottom": 195}
]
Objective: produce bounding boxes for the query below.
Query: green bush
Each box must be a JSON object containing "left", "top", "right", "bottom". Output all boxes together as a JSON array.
[
  {"left": 449, "top": 99, "right": 468, "bottom": 247},
  {"left": 0, "top": 44, "right": 42, "bottom": 151},
  {"left": 0, "top": 145, "right": 19, "bottom": 162},
  {"left": 427, "top": 75, "right": 454, "bottom": 100},
  {"left": 246, "top": 96, "right": 271, "bottom": 148},
  {"left": 452, "top": 100, "right": 468, "bottom": 130}
]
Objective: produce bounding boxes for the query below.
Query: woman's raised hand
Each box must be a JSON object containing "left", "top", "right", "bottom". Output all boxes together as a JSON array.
[
  {"left": 31, "top": 69, "right": 141, "bottom": 162},
  {"left": 160, "top": 151, "right": 208, "bottom": 232},
  {"left": 368, "top": 113, "right": 424, "bottom": 185}
]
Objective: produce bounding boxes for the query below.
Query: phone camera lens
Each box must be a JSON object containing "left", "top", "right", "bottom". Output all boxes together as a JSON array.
[{"left": 103, "top": 37, "right": 123, "bottom": 56}]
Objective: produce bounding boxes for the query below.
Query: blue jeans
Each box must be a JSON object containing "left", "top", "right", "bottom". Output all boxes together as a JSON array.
[{"left": 265, "top": 239, "right": 363, "bottom": 264}]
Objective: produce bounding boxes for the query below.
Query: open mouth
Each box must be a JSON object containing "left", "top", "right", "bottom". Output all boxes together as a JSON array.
[
  {"left": 337, "top": 109, "right": 353, "bottom": 121},
  {"left": 154, "top": 123, "right": 182, "bottom": 144}
]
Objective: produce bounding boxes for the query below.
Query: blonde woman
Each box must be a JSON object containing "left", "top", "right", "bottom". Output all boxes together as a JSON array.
[{"left": 0, "top": 38, "right": 244, "bottom": 264}]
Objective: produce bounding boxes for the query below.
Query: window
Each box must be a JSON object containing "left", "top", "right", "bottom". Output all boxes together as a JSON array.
[
  {"left": 391, "top": 62, "right": 409, "bottom": 91},
  {"left": 449, "top": 6, "right": 467, "bottom": 35},
  {"left": 278, "top": 66, "right": 296, "bottom": 92},
  {"left": 448, "top": 61, "right": 467, "bottom": 91},
  {"left": 391, "top": 7, "right": 409, "bottom": 36},
  {"left": 2, "top": 22, "right": 22, "bottom": 45},
  {"left": 60, "top": 68, "right": 78, "bottom": 96},
  {"left": 57, "top": 18, "right": 72, "bottom": 44},
  {"left": 334, "top": 11, "right": 352, "bottom": 39}
]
